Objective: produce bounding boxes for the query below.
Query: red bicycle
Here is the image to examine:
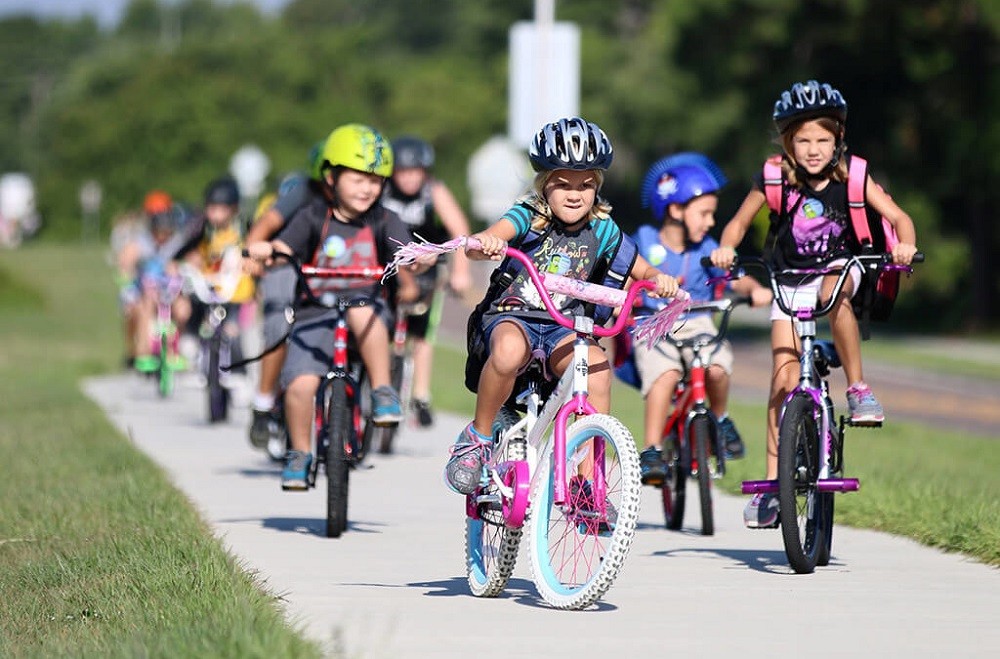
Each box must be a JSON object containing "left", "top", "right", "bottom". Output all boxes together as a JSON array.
[{"left": 657, "top": 297, "right": 748, "bottom": 536}]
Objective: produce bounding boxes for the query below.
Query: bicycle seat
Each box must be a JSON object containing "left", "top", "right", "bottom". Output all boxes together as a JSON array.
[{"left": 813, "top": 340, "right": 842, "bottom": 369}]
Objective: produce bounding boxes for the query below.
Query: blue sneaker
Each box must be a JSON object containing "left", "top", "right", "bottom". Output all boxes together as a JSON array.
[
  {"left": 717, "top": 416, "right": 746, "bottom": 460},
  {"left": 371, "top": 386, "right": 402, "bottom": 427},
  {"left": 281, "top": 450, "right": 312, "bottom": 491},
  {"left": 639, "top": 446, "right": 667, "bottom": 487}
]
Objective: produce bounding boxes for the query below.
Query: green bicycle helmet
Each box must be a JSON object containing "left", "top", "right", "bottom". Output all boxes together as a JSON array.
[
  {"left": 321, "top": 124, "right": 393, "bottom": 178},
  {"left": 307, "top": 140, "right": 324, "bottom": 181}
]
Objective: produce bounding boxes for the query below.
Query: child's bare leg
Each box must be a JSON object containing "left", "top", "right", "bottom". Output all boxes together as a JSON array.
[
  {"left": 473, "top": 321, "right": 529, "bottom": 436},
  {"left": 828, "top": 292, "right": 863, "bottom": 386},
  {"left": 411, "top": 337, "right": 433, "bottom": 400},
  {"left": 347, "top": 306, "right": 390, "bottom": 388},
  {"left": 705, "top": 365, "right": 731, "bottom": 418},
  {"left": 643, "top": 371, "right": 680, "bottom": 449},
  {"left": 284, "top": 374, "right": 320, "bottom": 453},
  {"left": 768, "top": 320, "right": 799, "bottom": 479}
]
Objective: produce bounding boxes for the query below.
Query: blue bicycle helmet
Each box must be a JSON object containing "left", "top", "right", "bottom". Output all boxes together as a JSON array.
[
  {"left": 641, "top": 153, "right": 727, "bottom": 221},
  {"left": 528, "top": 117, "right": 613, "bottom": 172},
  {"left": 773, "top": 80, "right": 847, "bottom": 133}
]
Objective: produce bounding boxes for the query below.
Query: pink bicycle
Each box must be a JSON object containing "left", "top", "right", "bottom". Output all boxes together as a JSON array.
[{"left": 388, "top": 238, "right": 687, "bottom": 609}]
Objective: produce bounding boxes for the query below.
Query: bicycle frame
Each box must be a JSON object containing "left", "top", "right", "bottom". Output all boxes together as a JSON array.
[
  {"left": 733, "top": 253, "right": 922, "bottom": 571},
  {"left": 467, "top": 244, "right": 682, "bottom": 522}
]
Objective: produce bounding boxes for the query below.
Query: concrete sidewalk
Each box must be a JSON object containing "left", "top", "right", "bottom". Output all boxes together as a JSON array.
[{"left": 86, "top": 374, "right": 999, "bottom": 658}]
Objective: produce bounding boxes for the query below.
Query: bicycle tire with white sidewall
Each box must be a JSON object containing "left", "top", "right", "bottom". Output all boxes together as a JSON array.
[{"left": 528, "top": 414, "right": 641, "bottom": 610}]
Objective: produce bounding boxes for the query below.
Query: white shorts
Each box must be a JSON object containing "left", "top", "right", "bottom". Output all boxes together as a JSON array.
[{"left": 770, "top": 259, "right": 862, "bottom": 321}]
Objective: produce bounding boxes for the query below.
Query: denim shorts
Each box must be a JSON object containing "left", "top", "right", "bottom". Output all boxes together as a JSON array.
[{"left": 482, "top": 315, "right": 576, "bottom": 362}]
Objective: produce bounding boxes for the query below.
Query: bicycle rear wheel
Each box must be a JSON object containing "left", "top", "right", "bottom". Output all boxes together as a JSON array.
[
  {"left": 206, "top": 334, "right": 228, "bottom": 423},
  {"left": 777, "top": 394, "right": 826, "bottom": 573},
  {"left": 817, "top": 492, "right": 835, "bottom": 566},
  {"left": 466, "top": 405, "right": 523, "bottom": 597},
  {"left": 157, "top": 333, "right": 173, "bottom": 398},
  {"left": 662, "top": 429, "right": 687, "bottom": 530},
  {"left": 326, "top": 378, "right": 352, "bottom": 538},
  {"left": 691, "top": 414, "right": 714, "bottom": 536},
  {"left": 529, "top": 414, "right": 641, "bottom": 610}
]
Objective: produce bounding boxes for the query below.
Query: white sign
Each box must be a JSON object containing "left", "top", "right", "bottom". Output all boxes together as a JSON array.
[
  {"left": 508, "top": 21, "right": 580, "bottom": 148},
  {"left": 466, "top": 136, "right": 533, "bottom": 224},
  {"left": 79, "top": 179, "right": 102, "bottom": 214},
  {"left": 229, "top": 144, "right": 271, "bottom": 199}
]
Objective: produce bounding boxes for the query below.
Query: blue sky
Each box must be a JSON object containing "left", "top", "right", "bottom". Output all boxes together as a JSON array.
[{"left": 0, "top": 0, "right": 291, "bottom": 29}]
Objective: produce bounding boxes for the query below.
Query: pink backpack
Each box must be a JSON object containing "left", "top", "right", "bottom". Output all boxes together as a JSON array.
[{"left": 762, "top": 154, "right": 900, "bottom": 337}]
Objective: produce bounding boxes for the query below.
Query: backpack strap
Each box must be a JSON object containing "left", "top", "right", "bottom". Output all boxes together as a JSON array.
[
  {"left": 847, "top": 155, "right": 873, "bottom": 247},
  {"left": 762, "top": 155, "right": 784, "bottom": 213}
]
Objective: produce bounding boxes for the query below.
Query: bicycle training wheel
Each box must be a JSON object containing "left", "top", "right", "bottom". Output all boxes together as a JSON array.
[
  {"left": 662, "top": 429, "right": 687, "bottom": 530},
  {"left": 529, "top": 414, "right": 641, "bottom": 610},
  {"left": 777, "top": 393, "right": 826, "bottom": 573},
  {"left": 466, "top": 405, "right": 523, "bottom": 597},
  {"left": 691, "top": 414, "right": 715, "bottom": 536},
  {"left": 326, "top": 378, "right": 352, "bottom": 538}
]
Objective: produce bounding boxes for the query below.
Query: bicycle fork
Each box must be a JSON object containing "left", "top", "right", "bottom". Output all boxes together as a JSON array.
[{"left": 553, "top": 333, "right": 603, "bottom": 508}]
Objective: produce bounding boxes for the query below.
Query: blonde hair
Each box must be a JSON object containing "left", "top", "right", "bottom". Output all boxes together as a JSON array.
[
  {"left": 779, "top": 116, "right": 849, "bottom": 187},
  {"left": 525, "top": 169, "right": 613, "bottom": 231}
]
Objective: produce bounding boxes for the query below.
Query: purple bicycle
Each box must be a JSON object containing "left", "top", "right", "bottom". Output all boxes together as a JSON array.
[
  {"left": 722, "top": 252, "right": 921, "bottom": 573},
  {"left": 388, "top": 237, "right": 688, "bottom": 609}
]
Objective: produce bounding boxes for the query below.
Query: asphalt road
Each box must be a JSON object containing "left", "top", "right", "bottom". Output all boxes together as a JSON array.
[{"left": 85, "top": 374, "right": 999, "bottom": 659}]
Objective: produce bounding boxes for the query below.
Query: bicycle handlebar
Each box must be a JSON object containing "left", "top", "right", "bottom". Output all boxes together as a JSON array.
[
  {"left": 464, "top": 236, "right": 688, "bottom": 339},
  {"left": 704, "top": 252, "right": 924, "bottom": 320},
  {"left": 253, "top": 250, "right": 384, "bottom": 310}
]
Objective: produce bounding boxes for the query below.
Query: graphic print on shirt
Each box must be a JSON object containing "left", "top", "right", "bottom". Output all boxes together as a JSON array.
[
  {"left": 787, "top": 190, "right": 846, "bottom": 258},
  {"left": 310, "top": 224, "right": 379, "bottom": 295},
  {"left": 499, "top": 235, "right": 593, "bottom": 312}
]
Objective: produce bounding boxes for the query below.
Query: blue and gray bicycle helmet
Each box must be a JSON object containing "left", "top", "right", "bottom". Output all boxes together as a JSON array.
[
  {"left": 773, "top": 80, "right": 847, "bottom": 133},
  {"left": 204, "top": 176, "right": 240, "bottom": 206},
  {"left": 392, "top": 136, "right": 435, "bottom": 169},
  {"left": 528, "top": 117, "right": 613, "bottom": 172},
  {"left": 641, "top": 153, "right": 727, "bottom": 221}
]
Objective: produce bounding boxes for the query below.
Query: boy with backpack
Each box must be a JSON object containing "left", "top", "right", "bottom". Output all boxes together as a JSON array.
[{"left": 710, "top": 80, "right": 918, "bottom": 528}]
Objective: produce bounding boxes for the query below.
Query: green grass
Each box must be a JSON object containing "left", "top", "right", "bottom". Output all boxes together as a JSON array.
[
  {"left": 431, "top": 341, "right": 1000, "bottom": 567},
  {"left": 0, "top": 245, "right": 320, "bottom": 658}
]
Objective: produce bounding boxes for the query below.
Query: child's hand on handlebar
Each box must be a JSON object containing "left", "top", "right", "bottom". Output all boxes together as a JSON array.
[
  {"left": 891, "top": 242, "right": 918, "bottom": 266},
  {"left": 710, "top": 245, "right": 737, "bottom": 270},
  {"left": 245, "top": 240, "right": 275, "bottom": 264},
  {"left": 466, "top": 233, "right": 507, "bottom": 261},
  {"left": 647, "top": 272, "right": 680, "bottom": 299}
]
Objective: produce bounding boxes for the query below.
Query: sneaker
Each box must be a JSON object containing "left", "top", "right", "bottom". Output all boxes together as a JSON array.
[
  {"left": 846, "top": 381, "right": 884, "bottom": 425},
  {"left": 743, "top": 492, "right": 780, "bottom": 529},
  {"left": 266, "top": 436, "right": 287, "bottom": 462},
  {"left": 639, "top": 446, "right": 667, "bottom": 487},
  {"left": 717, "top": 416, "right": 746, "bottom": 460},
  {"left": 444, "top": 424, "right": 491, "bottom": 494},
  {"left": 281, "top": 450, "right": 312, "bottom": 491},
  {"left": 569, "top": 476, "right": 618, "bottom": 535},
  {"left": 371, "top": 386, "right": 402, "bottom": 426},
  {"left": 248, "top": 408, "right": 278, "bottom": 449},
  {"left": 412, "top": 398, "right": 434, "bottom": 427}
]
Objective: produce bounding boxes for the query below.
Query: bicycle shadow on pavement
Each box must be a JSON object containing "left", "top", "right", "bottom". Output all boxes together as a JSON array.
[
  {"left": 651, "top": 546, "right": 796, "bottom": 574},
  {"left": 406, "top": 576, "right": 617, "bottom": 611},
  {"left": 217, "top": 516, "right": 387, "bottom": 537}
]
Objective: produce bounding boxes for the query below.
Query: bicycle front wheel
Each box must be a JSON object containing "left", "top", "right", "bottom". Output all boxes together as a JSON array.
[
  {"left": 466, "top": 406, "right": 524, "bottom": 597},
  {"left": 326, "top": 378, "right": 352, "bottom": 538},
  {"left": 691, "top": 414, "right": 714, "bottom": 536},
  {"left": 529, "top": 414, "right": 641, "bottom": 610},
  {"left": 778, "top": 394, "right": 826, "bottom": 573}
]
